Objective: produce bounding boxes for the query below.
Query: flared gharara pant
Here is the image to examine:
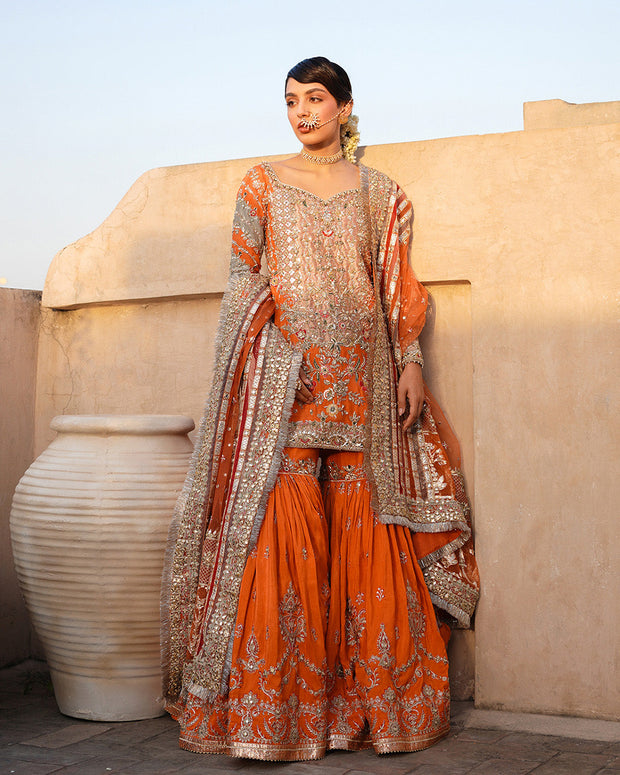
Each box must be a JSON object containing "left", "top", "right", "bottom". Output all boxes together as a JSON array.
[{"left": 173, "top": 447, "right": 450, "bottom": 760}]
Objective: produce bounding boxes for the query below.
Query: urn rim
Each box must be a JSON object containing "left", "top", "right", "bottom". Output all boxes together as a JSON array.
[{"left": 50, "top": 414, "right": 195, "bottom": 436}]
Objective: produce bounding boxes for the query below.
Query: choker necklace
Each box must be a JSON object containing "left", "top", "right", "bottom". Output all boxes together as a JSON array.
[{"left": 300, "top": 148, "right": 343, "bottom": 165}]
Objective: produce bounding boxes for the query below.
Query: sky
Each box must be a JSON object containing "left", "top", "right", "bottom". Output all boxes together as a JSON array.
[{"left": 1, "top": 0, "right": 618, "bottom": 290}]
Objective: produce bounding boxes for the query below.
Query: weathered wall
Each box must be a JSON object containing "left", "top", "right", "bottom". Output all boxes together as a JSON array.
[
  {"left": 0, "top": 288, "right": 41, "bottom": 666},
  {"left": 362, "top": 125, "right": 618, "bottom": 719},
  {"left": 34, "top": 102, "right": 619, "bottom": 718},
  {"left": 34, "top": 298, "right": 221, "bottom": 454},
  {"left": 524, "top": 98, "right": 620, "bottom": 130}
]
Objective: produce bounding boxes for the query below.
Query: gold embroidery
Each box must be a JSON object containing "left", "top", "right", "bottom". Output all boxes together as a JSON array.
[
  {"left": 264, "top": 162, "right": 373, "bottom": 350},
  {"left": 263, "top": 162, "right": 375, "bottom": 451},
  {"left": 402, "top": 339, "right": 424, "bottom": 369},
  {"left": 320, "top": 458, "right": 366, "bottom": 482},
  {"left": 279, "top": 451, "right": 320, "bottom": 477},
  {"left": 287, "top": 420, "right": 365, "bottom": 451},
  {"left": 279, "top": 583, "right": 307, "bottom": 649}
]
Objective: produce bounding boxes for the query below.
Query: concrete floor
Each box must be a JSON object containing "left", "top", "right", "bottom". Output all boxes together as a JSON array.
[{"left": 1, "top": 661, "right": 618, "bottom": 775}]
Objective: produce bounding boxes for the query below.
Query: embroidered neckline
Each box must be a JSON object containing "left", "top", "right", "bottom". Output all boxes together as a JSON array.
[{"left": 262, "top": 161, "right": 362, "bottom": 204}]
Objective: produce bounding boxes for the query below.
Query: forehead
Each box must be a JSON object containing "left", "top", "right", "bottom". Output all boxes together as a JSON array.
[{"left": 285, "top": 79, "right": 332, "bottom": 98}]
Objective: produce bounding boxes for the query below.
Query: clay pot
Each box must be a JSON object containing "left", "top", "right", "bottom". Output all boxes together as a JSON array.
[{"left": 10, "top": 415, "right": 194, "bottom": 721}]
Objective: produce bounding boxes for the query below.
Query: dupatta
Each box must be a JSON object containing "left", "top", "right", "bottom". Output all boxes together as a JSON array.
[
  {"left": 362, "top": 166, "right": 479, "bottom": 626},
  {"left": 161, "top": 266, "right": 302, "bottom": 706}
]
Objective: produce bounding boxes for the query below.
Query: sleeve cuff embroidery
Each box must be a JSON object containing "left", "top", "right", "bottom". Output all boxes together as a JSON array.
[{"left": 401, "top": 340, "right": 424, "bottom": 370}]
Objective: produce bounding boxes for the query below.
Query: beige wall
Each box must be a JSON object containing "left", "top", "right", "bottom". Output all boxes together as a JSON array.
[
  {"left": 0, "top": 288, "right": 41, "bottom": 665},
  {"left": 524, "top": 98, "right": 620, "bottom": 130},
  {"left": 25, "top": 101, "right": 620, "bottom": 719},
  {"left": 360, "top": 125, "right": 618, "bottom": 719},
  {"left": 34, "top": 298, "right": 221, "bottom": 454}
]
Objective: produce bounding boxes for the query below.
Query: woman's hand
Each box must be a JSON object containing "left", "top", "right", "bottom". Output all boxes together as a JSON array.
[
  {"left": 295, "top": 366, "right": 314, "bottom": 405},
  {"left": 398, "top": 363, "right": 425, "bottom": 431}
]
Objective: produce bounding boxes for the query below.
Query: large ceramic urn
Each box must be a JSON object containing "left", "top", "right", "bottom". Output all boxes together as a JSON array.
[{"left": 10, "top": 415, "right": 194, "bottom": 721}]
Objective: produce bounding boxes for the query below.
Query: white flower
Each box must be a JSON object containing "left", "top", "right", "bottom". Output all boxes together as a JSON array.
[{"left": 340, "top": 114, "right": 360, "bottom": 163}]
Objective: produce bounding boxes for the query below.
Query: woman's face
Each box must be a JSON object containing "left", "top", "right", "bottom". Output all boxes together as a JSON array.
[{"left": 285, "top": 78, "right": 346, "bottom": 145}]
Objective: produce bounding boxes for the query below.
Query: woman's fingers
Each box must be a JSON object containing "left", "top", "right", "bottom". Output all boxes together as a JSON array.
[
  {"left": 295, "top": 369, "right": 314, "bottom": 404},
  {"left": 402, "top": 393, "right": 424, "bottom": 430},
  {"left": 397, "top": 381, "right": 408, "bottom": 419},
  {"left": 296, "top": 384, "right": 313, "bottom": 404},
  {"left": 401, "top": 399, "right": 416, "bottom": 430},
  {"left": 398, "top": 363, "right": 424, "bottom": 431}
]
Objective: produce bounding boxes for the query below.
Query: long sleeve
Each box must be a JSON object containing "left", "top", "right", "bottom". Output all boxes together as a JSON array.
[
  {"left": 230, "top": 166, "right": 267, "bottom": 276},
  {"left": 385, "top": 188, "right": 428, "bottom": 371}
]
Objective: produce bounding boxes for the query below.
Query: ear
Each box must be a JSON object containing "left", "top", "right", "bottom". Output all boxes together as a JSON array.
[{"left": 340, "top": 100, "right": 354, "bottom": 123}]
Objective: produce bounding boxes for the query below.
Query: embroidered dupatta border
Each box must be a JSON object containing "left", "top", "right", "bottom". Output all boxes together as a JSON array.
[
  {"left": 161, "top": 268, "right": 301, "bottom": 704},
  {"left": 361, "top": 166, "right": 479, "bottom": 626}
]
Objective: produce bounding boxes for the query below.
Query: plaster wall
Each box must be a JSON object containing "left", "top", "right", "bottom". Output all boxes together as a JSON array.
[
  {"left": 35, "top": 104, "right": 619, "bottom": 718},
  {"left": 0, "top": 288, "right": 41, "bottom": 665},
  {"left": 34, "top": 297, "right": 221, "bottom": 454},
  {"left": 524, "top": 98, "right": 620, "bottom": 130}
]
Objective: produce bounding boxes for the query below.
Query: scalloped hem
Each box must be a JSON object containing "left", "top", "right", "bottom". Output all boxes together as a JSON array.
[{"left": 177, "top": 724, "right": 450, "bottom": 761}]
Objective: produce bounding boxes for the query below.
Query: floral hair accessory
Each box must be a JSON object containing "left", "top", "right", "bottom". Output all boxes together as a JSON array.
[{"left": 340, "top": 114, "right": 360, "bottom": 163}]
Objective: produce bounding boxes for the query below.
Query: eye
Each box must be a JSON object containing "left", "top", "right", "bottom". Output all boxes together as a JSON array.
[{"left": 286, "top": 100, "right": 296, "bottom": 108}]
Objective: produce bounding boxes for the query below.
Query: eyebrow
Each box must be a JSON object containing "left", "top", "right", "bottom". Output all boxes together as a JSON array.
[{"left": 285, "top": 87, "right": 328, "bottom": 98}]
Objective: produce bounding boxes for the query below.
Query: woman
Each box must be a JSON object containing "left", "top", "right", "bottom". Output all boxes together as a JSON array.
[{"left": 161, "top": 56, "right": 479, "bottom": 761}]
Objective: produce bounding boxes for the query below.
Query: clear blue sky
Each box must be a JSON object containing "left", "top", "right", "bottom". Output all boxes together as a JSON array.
[{"left": 1, "top": 0, "right": 618, "bottom": 290}]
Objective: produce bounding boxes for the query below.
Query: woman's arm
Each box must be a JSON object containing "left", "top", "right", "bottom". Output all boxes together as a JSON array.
[
  {"left": 392, "top": 189, "right": 428, "bottom": 428},
  {"left": 230, "top": 166, "right": 267, "bottom": 276}
]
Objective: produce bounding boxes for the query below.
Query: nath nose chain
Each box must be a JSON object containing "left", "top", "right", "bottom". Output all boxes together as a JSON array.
[{"left": 299, "top": 101, "right": 350, "bottom": 130}]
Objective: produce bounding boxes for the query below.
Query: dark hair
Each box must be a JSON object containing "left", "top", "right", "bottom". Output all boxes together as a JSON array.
[{"left": 285, "top": 57, "right": 352, "bottom": 105}]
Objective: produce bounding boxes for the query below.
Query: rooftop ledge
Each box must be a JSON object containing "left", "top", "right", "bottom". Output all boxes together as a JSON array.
[{"left": 42, "top": 99, "right": 620, "bottom": 310}]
